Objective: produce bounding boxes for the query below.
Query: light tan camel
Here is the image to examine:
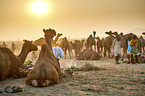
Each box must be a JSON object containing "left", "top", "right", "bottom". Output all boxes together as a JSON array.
[
  {"left": 76, "top": 49, "right": 100, "bottom": 60},
  {"left": 0, "top": 40, "right": 38, "bottom": 81}
]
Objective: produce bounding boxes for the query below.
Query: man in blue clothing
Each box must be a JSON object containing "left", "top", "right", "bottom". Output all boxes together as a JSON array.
[{"left": 52, "top": 46, "right": 64, "bottom": 61}]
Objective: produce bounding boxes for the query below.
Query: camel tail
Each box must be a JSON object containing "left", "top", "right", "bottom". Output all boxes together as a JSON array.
[{"left": 38, "top": 64, "right": 46, "bottom": 86}]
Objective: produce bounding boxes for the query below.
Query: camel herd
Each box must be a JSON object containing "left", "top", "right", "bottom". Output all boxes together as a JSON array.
[{"left": 0, "top": 28, "right": 145, "bottom": 87}]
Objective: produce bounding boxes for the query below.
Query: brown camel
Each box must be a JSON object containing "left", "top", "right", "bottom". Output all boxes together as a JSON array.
[
  {"left": 72, "top": 40, "right": 82, "bottom": 58},
  {"left": 33, "top": 33, "right": 63, "bottom": 46},
  {"left": 139, "top": 36, "right": 145, "bottom": 54},
  {"left": 43, "top": 28, "right": 61, "bottom": 76},
  {"left": 86, "top": 35, "right": 95, "bottom": 50},
  {"left": 76, "top": 49, "right": 100, "bottom": 60},
  {"left": 60, "top": 37, "right": 71, "bottom": 59},
  {"left": 26, "top": 44, "right": 59, "bottom": 87},
  {"left": 96, "top": 37, "right": 104, "bottom": 57},
  {"left": 26, "top": 28, "right": 62, "bottom": 87},
  {"left": 104, "top": 31, "right": 115, "bottom": 58},
  {"left": 0, "top": 40, "right": 38, "bottom": 81}
]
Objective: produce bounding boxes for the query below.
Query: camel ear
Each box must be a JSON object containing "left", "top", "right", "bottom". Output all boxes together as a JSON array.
[{"left": 43, "top": 29, "right": 45, "bottom": 33}]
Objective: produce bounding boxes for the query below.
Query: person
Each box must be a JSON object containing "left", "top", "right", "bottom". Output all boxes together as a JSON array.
[
  {"left": 129, "top": 35, "right": 138, "bottom": 64},
  {"left": 2, "top": 42, "right": 7, "bottom": 47},
  {"left": 113, "top": 35, "right": 121, "bottom": 64},
  {"left": 52, "top": 46, "right": 64, "bottom": 61},
  {"left": 11, "top": 42, "right": 16, "bottom": 52},
  {"left": 126, "top": 35, "right": 132, "bottom": 64}
]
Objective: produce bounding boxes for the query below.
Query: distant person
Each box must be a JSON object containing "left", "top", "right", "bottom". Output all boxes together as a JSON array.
[
  {"left": 2, "top": 42, "right": 7, "bottom": 47},
  {"left": 129, "top": 35, "right": 138, "bottom": 64},
  {"left": 113, "top": 35, "right": 121, "bottom": 64},
  {"left": 52, "top": 46, "right": 64, "bottom": 61},
  {"left": 126, "top": 35, "right": 132, "bottom": 64},
  {"left": 11, "top": 42, "right": 16, "bottom": 52}
]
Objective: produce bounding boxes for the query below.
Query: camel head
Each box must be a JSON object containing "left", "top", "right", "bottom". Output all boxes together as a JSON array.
[
  {"left": 95, "top": 36, "right": 100, "bottom": 40},
  {"left": 43, "top": 28, "right": 56, "bottom": 39},
  {"left": 58, "top": 33, "right": 63, "bottom": 37},
  {"left": 142, "top": 32, "right": 145, "bottom": 35},
  {"left": 22, "top": 40, "right": 38, "bottom": 52},
  {"left": 112, "top": 31, "right": 118, "bottom": 36},
  {"left": 105, "top": 30, "right": 113, "bottom": 36}
]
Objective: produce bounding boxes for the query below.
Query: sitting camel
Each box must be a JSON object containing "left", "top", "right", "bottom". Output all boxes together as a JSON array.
[
  {"left": 0, "top": 40, "right": 38, "bottom": 81},
  {"left": 26, "top": 44, "right": 59, "bottom": 87},
  {"left": 76, "top": 49, "right": 100, "bottom": 60}
]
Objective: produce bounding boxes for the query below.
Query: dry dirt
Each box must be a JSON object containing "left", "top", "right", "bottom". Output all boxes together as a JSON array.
[{"left": 0, "top": 57, "right": 145, "bottom": 96}]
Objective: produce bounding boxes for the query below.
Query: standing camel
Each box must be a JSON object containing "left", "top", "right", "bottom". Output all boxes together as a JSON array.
[
  {"left": 0, "top": 40, "right": 38, "bottom": 81},
  {"left": 86, "top": 35, "right": 95, "bottom": 50},
  {"left": 104, "top": 31, "right": 114, "bottom": 58},
  {"left": 60, "top": 37, "right": 71, "bottom": 59}
]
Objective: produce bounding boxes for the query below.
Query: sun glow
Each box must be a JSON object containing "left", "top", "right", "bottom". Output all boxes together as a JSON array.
[{"left": 32, "top": 1, "right": 48, "bottom": 14}]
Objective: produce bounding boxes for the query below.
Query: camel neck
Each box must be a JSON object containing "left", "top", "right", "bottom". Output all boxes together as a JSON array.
[
  {"left": 45, "top": 36, "right": 52, "bottom": 50},
  {"left": 17, "top": 47, "right": 29, "bottom": 64},
  {"left": 52, "top": 35, "right": 60, "bottom": 44}
]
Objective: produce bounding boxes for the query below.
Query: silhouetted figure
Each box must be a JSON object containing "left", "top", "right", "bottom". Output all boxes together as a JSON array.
[
  {"left": 2, "top": 42, "right": 7, "bottom": 47},
  {"left": 11, "top": 42, "right": 16, "bottom": 52}
]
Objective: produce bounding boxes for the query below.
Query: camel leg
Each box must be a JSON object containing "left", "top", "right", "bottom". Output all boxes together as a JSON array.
[
  {"left": 32, "top": 80, "right": 38, "bottom": 87},
  {"left": 64, "top": 49, "right": 67, "bottom": 59},
  {"left": 42, "top": 80, "right": 50, "bottom": 86},
  {"left": 68, "top": 49, "right": 71, "bottom": 59}
]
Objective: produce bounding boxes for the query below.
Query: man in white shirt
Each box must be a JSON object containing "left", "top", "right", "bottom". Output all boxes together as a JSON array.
[{"left": 52, "top": 46, "right": 64, "bottom": 61}]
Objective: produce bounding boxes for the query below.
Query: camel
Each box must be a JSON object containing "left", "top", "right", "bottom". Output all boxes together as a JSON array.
[
  {"left": 43, "top": 28, "right": 61, "bottom": 75},
  {"left": 139, "top": 36, "right": 145, "bottom": 54},
  {"left": 60, "top": 37, "right": 71, "bottom": 59},
  {"left": 76, "top": 49, "right": 100, "bottom": 60},
  {"left": 72, "top": 40, "right": 82, "bottom": 58},
  {"left": 104, "top": 31, "right": 115, "bottom": 58},
  {"left": 26, "top": 44, "right": 59, "bottom": 87},
  {"left": 0, "top": 40, "right": 38, "bottom": 81},
  {"left": 96, "top": 37, "right": 104, "bottom": 57},
  {"left": 86, "top": 35, "right": 95, "bottom": 50},
  {"left": 26, "top": 28, "right": 63, "bottom": 87},
  {"left": 33, "top": 33, "right": 63, "bottom": 46}
]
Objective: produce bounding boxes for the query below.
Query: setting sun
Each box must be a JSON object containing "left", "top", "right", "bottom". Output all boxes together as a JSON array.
[{"left": 32, "top": 1, "right": 48, "bottom": 14}]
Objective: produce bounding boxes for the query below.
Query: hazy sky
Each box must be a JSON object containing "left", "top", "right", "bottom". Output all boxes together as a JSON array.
[{"left": 0, "top": 0, "right": 145, "bottom": 41}]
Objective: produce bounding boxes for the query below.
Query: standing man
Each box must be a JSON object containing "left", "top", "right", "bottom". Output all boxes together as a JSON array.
[{"left": 113, "top": 35, "right": 121, "bottom": 64}]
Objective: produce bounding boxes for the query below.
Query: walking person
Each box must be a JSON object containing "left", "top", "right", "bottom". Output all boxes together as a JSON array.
[
  {"left": 2, "top": 42, "right": 7, "bottom": 47},
  {"left": 11, "top": 42, "right": 16, "bottom": 52},
  {"left": 113, "top": 35, "right": 121, "bottom": 64},
  {"left": 129, "top": 35, "right": 138, "bottom": 64},
  {"left": 126, "top": 35, "right": 132, "bottom": 64}
]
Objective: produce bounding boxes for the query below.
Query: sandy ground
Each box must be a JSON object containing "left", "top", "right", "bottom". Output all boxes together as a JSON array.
[{"left": 0, "top": 56, "right": 145, "bottom": 96}]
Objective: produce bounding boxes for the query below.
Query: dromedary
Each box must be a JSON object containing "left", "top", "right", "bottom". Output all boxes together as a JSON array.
[
  {"left": 86, "top": 35, "right": 95, "bottom": 50},
  {"left": 33, "top": 33, "right": 63, "bottom": 46},
  {"left": 76, "top": 49, "right": 100, "bottom": 60},
  {"left": 0, "top": 40, "right": 38, "bottom": 81},
  {"left": 60, "top": 37, "right": 71, "bottom": 59},
  {"left": 104, "top": 31, "right": 114, "bottom": 58},
  {"left": 26, "top": 44, "right": 59, "bottom": 87},
  {"left": 72, "top": 40, "right": 82, "bottom": 58},
  {"left": 26, "top": 28, "right": 62, "bottom": 87}
]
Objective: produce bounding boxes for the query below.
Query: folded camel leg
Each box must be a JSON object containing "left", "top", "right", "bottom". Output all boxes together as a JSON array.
[{"left": 32, "top": 80, "right": 38, "bottom": 87}]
